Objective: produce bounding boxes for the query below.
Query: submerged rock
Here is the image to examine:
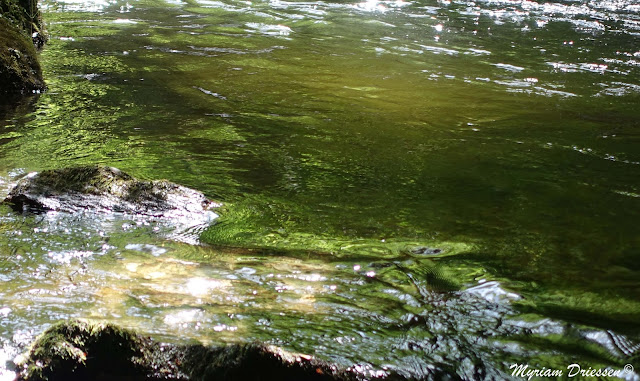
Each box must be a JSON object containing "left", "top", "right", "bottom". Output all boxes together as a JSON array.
[
  {"left": 14, "top": 320, "right": 403, "bottom": 381},
  {"left": 4, "top": 165, "right": 218, "bottom": 216},
  {"left": 409, "top": 247, "right": 442, "bottom": 256}
]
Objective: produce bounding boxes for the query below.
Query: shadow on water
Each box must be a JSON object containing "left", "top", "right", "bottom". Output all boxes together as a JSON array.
[{"left": 0, "top": 94, "right": 40, "bottom": 137}]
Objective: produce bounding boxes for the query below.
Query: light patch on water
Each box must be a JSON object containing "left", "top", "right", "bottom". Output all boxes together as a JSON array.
[
  {"left": 548, "top": 61, "right": 610, "bottom": 74},
  {"left": 535, "top": 19, "right": 547, "bottom": 28},
  {"left": 569, "top": 145, "right": 640, "bottom": 165},
  {"left": 465, "top": 280, "right": 521, "bottom": 303},
  {"left": 354, "top": 0, "right": 388, "bottom": 13},
  {"left": 505, "top": 85, "right": 578, "bottom": 98},
  {"left": 365, "top": 20, "right": 396, "bottom": 28},
  {"left": 186, "top": 277, "right": 229, "bottom": 296},
  {"left": 613, "top": 190, "right": 640, "bottom": 198},
  {"left": 213, "top": 324, "right": 237, "bottom": 332},
  {"left": 494, "top": 79, "right": 532, "bottom": 88},
  {"left": 245, "top": 23, "right": 293, "bottom": 36},
  {"left": 163, "top": 308, "right": 203, "bottom": 325},
  {"left": 44, "top": 0, "right": 113, "bottom": 12},
  {"left": 418, "top": 44, "right": 458, "bottom": 55},
  {"left": 144, "top": 271, "right": 166, "bottom": 280},
  {"left": 0, "top": 346, "right": 16, "bottom": 381},
  {"left": 293, "top": 273, "right": 323, "bottom": 282},
  {"left": 194, "top": 86, "right": 227, "bottom": 100},
  {"left": 494, "top": 63, "right": 524, "bottom": 72},
  {"left": 113, "top": 18, "right": 137, "bottom": 24},
  {"left": 125, "top": 243, "right": 168, "bottom": 257},
  {"left": 354, "top": 0, "right": 409, "bottom": 12},
  {"left": 509, "top": 318, "right": 564, "bottom": 336},
  {"left": 47, "top": 250, "right": 93, "bottom": 264},
  {"left": 349, "top": 364, "right": 389, "bottom": 379},
  {"left": 596, "top": 82, "right": 640, "bottom": 97},
  {"left": 466, "top": 48, "right": 491, "bottom": 55},
  {"left": 196, "top": 0, "right": 234, "bottom": 9},
  {"left": 125, "top": 262, "right": 140, "bottom": 272}
]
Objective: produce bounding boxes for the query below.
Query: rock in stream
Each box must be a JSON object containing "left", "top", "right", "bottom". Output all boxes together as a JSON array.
[
  {"left": 13, "top": 320, "right": 406, "bottom": 381},
  {"left": 0, "top": 0, "right": 47, "bottom": 97},
  {"left": 3, "top": 165, "right": 220, "bottom": 243}
]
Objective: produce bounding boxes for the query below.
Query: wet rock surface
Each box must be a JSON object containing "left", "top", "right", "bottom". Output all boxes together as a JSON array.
[
  {"left": 409, "top": 247, "right": 443, "bottom": 256},
  {"left": 4, "top": 165, "right": 218, "bottom": 217},
  {"left": 13, "top": 320, "right": 407, "bottom": 381},
  {"left": 3, "top": 165, "right": 220, "bottom": 244}
]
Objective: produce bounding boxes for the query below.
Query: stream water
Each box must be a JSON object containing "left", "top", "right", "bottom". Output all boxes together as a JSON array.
[{"left": 0, "top": 0, "right": 639, "bottom": 379}]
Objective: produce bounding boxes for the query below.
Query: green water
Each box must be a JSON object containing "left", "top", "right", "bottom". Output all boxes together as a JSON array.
[{"left": 0, "top": 0, "right": 639, "bottom": 378}]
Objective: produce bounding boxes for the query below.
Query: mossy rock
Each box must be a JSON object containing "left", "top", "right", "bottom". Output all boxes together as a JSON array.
[
  {"left": 0, "top": 0, "right": 47, "bottom": 97},
  {"left": 0, "top": 0, "right": 45, "bottom": 39},
  {"left": 0, "top": 17, "right": 45, "bottom": 97},
  {"left": 14, "top": 320, "right": 405, "bottom": 381},
  {"left": 15, "top": 321, "right": 157, "bottom": 381},
  {"left": 3, "top": 165, "right": 219, "bottom": 218}
]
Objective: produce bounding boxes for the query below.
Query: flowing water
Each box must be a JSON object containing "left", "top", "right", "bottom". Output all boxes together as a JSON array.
[{"left": 0, "top": 0, "right": 639, "bottom": 378}]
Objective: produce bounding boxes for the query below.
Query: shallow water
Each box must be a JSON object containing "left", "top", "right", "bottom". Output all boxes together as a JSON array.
[{"left": 0, "top": 0, "right": 639, "bottom": 378}]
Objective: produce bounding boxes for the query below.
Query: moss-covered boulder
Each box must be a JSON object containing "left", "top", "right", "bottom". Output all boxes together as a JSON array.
[
  {"left": 14, "top": 320, "right": 402, "bottom": 381},
  {"left": 4, "top": 165, "right": 219, "bottom": 218},
  {"left": 0, "top": 0, "right": 46, "bottom": 39},
  {"left": 0, "top": 17, "right": 45, "bottom": 96},
  {"left": 0, "top": 0, "right": 46, "bottom": 97},
  {"left": 14, "top": 321, "right": 164, "bottom": 381}
]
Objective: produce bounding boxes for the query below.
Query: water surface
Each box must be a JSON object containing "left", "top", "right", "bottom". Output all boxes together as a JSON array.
[{"left": 0, "top": 0, "right": 639, "bottom": 378}]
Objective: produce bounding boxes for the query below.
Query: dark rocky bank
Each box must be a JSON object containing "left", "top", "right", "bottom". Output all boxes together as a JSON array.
[
  {"left": 0, "top": 0, "right": 46, "bottom": 97},
  {"left": 13, "top": 320, "right": 408, "bottom": 381}
]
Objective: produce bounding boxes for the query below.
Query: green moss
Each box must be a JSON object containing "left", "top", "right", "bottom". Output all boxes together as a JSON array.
[
  {"left": 125, "top": 180, "right": 170, "bottom": 203},
  {"left": 181, "top": 343, "right": 362, "bottom": 381},
  {"left": 11, "top": 165, "right": 191, "bottom": 203},
  {"left": 0, "top": 17, "right": 45, "bottom": 96},
  {"left": 3, "top": 165, "right": 217, "bottom": 221},
  {"left": 0, "top": 0, "right": 46, "bottom": 97},
  {"left": 17, "top": 320, "right": 149, "bottom": 381},
  {"left": 16, "top": 320, "right": 393, "bottom": 381},
  {"left": 0, "top": 0, "right": 45, "bottom": 38},
  {"left": 29, "top": 165, "right": 133, "bottom": 194}
]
